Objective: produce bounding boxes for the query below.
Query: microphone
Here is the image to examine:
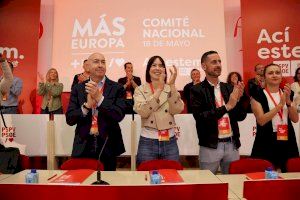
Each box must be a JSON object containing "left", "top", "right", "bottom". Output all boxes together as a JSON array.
[
  {"left": 131, "top": 99, "right": 134, "bottom": 121},
  {"left": 0, "top": 107, "right": 7, "bottom": 128},
  {"left": 92, "top": 136, "right": 109, "bottom": 185}
]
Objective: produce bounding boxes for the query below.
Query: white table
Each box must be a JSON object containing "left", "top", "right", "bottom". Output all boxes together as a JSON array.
[
  {"left": 0, "top": 169, "right": 222, "bottom": 185},
  {"left": 0, "top": 174, "right": 12, "bottom": 181},
  {"left": 217, "top": 174, "right": 247, "bottom": 199}
]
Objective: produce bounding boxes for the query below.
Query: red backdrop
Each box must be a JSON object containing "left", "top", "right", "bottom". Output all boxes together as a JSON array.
[
  {"left": 241, "top": 0, "right": 300, "bottom": 84},
  {"left": 0, "top": 0, "right": 41, "bottom": 113}
]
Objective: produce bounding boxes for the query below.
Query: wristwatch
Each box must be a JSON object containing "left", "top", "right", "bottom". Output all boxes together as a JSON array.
[{"left": 83, "top": 102, "right": 92, "bottom": 111}]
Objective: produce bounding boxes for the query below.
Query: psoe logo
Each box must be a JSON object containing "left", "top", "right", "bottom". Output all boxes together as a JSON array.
[
  {"left": 273, "top": 60, "right": 300, "bottom": 76},
  {"left": 1, "top": 127, "right": 16, "bottom": 143},
  {"left": 0, "top": 47, "right": 25, "bottom": 60}
]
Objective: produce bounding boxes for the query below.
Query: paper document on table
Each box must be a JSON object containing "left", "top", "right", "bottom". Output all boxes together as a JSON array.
[
  {"left": 50, "top": 169, "right": 94, "bottom": 184},
  {"left": 153, "top": 169, "right": 184, "bottom": 183}
]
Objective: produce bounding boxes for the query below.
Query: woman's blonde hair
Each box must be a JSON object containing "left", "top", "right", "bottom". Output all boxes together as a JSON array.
[{"left": 46, "top": 68, "right": 59, "bottom": 82}]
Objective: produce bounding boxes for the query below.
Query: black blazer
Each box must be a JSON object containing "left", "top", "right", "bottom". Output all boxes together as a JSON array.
[
  {"left": 66, "top": 77, "right": 126, "bottom": 158},
  {"left": 118, "top": 76, "right": 141, "bottom": 114},
  {"left": 191, "top": 79, "right": 249, "bottom": 149},
  {"left": 118, "top": 76, "right": 141, "bottom": 95},
  {"left": 183, "top": 82, "right": 194, "bottom": 113}
]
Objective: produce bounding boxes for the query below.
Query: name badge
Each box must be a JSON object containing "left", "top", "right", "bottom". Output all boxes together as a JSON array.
[
  {"left": 277, "top": 124, "right": 288, "bottom": 141},
  {"left": 2, "top": 93, "right": 7, "bottom": 101},
  {"left": 218, "top": 117, "right": 231, "bottom": 136},
  {"left": 90, "top": 115, "right": 99, "bottom": 135},
  {"left": 158, "top": 130, "right": 170, "bottom": 141},
  {"left": 126, "top": 91, "right": 133, "bottom": 99}
]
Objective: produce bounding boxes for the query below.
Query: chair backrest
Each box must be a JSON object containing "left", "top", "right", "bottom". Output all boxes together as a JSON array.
[
  {"left": 137, "top": 160, "right": 183, "bottom": 171},
  {"left": 286, "top": 157, "right": 300, "bottom": 172},
  {"left": 229, "top": 158, "right": 273, "bottom": 174},
  {"left": 20, "top": 154, "right": 30, "bottom": 169},
  {"left": 60, "top": 158, "right": 104, "bottom": 171}
]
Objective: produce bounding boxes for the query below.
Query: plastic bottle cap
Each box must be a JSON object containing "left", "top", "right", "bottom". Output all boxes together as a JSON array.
[
  {"left": 152, "top": 170, "right": 158, "bottom": 174},
  {"left": 31, "top": 169, "right": 37, "bottom": 173},
  {"left": 266, "top": 167, "right": 273, "bottom": 171}
]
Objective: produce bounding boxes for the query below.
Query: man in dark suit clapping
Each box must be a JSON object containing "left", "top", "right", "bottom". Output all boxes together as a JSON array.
[
  {"left": 66, "top": 52, "right": 126, "bottom": 171},
  {"left": 118, "top": 62, "right": 141, "bottom": 114}
]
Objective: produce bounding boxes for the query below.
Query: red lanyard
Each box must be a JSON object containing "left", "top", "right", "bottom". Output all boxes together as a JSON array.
[
  {"left": 265, "top": 88, "right": 283, "bottom": 120},
  {"left": 149, "top": 83, "right": 155, "bottom": 94}
]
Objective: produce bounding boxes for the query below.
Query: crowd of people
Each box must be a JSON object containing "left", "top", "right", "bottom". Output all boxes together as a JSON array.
[{"left": 1, "top": 51, "right": 300, "bottom": 173}]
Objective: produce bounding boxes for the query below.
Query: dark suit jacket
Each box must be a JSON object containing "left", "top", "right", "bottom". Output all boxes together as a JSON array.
[
  {"left": 183, "top": 82, "right": 199, "bottom": 113},
  {"left": 118, "top": 76, "right": 141, "bottom": 95},
  {"left": 191, "top": 79, "right": 249, "bottom": 149},
  {"left": 66, "top": 77, "right": 126, "bottom": 158},
  {"left": 247, "top": 78, "right": 262, "bottom": 97},
  {"left": 118, "top": 76, "right": 141, "bottom": 114}
]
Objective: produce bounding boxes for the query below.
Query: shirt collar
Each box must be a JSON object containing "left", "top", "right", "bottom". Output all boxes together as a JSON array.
[
  {"left": 89, "top": 76, "right": 106, "bottom": 87},
  {"left": 207, "top": 79, "right": 220, "bottom": 89},
  {"left": 98, "top": 76, "right": 106, "bottom": 87}
]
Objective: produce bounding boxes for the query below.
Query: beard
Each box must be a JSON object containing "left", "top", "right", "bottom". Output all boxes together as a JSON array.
[{"left": 207, "top": 69, "right": 221, "bottom": 78}]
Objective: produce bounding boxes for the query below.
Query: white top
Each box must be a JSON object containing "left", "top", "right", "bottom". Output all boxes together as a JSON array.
[
  {"left": 141, "top": 127, "right": 175, "bottom": 139},
  {"left": 263, "top": 90, "right": 288, "bottom": 132}
]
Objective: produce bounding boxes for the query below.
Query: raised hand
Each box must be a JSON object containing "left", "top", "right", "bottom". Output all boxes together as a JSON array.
[
  {"left": 236, "top": 81, "right": 245, "bottom": 98},
  {"left": 85, "top": 80, "right": 103, "bottom": 103},
  {"left": 37, "top": 72, "right": 45, "bottom": 83},
  {"left": 167, "top": 65, "right": 177, "bottom": 85},
  {"left": 126, "top": 76, "right": 132, "bottom": 87},
  {"left": 157, "top": 71, "right": 166, "bottom": 90},
  {"left": 226, "top": 87, "right": 239, "bottom": 111},
  {"left": 86, "top": 93, "right": 97, "bottom": 108},
  {"left": 279, "top": 92, "right": 286, "bottom": 108}
]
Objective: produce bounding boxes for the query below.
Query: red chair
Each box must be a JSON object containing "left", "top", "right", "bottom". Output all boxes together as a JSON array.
[
  {"left": 60, "top": 158, "right": 104, "bottom": 170},
  {"left": 229, "top": 158, "right": 273, "bottom": 174},
  {"left": 20, "top": 154, "right": 30, "bottom": 169},
  {"left": 137, "top": 160, "right": 183, "bottom": 171},
  {"left": 286, "top": 157, "right": 300, "bottom": 172}
]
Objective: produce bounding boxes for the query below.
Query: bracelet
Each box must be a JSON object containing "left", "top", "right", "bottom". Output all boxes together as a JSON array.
[{"left": 83, "top": 102, "right": 92, "bottom": 111}]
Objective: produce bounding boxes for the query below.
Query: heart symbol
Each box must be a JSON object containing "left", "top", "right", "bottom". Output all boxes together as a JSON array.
[
  {"left": 115, "top": 58, "right": 124, "bottom": 67},
  {"left": 9, "top": 137, "right": 14, "bottom": 142}
]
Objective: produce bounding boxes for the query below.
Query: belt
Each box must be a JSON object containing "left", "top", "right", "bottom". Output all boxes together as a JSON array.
[
  {"left": 1, "top": 106, "right": 17, "bottom": 109},
  {"left": 218, "top": 137, "right": 233, "bottom": 142}
]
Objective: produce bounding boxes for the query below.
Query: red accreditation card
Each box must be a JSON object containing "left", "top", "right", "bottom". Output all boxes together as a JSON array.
[
  {"left": 126, "top": 91, "right": 133, "bottom": 99},
  {"left": 277, "top": 124, "right": 288, "bottom": 141},
  {"left": 218, "top": 117, "right": 231, "bottom": 136},
  {"left": 157, "top": 169, "right": 184, "bottom": 183},
  {"left": 90, "top": 115, "right": 99, "bottom": 135},
  {"left": 158, "top": 130, "right": 170, "bottom": 141}
]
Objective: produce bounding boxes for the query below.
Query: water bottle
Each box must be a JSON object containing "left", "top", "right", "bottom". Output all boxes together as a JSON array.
[
  {"left": 269, "top": 170, "right": 278, "bottom": 179},
  {"left": 265, "top": 167, "right": 278, "bottom": 179},
  {"left": 150, "top": 170, "right": 161, "bottom": 184},
  {"left": 265, "top": 167, "right": 272, "bottom": 179},
  {"left": 25, "top": 169, "right": 39, "bottom": 183}
]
